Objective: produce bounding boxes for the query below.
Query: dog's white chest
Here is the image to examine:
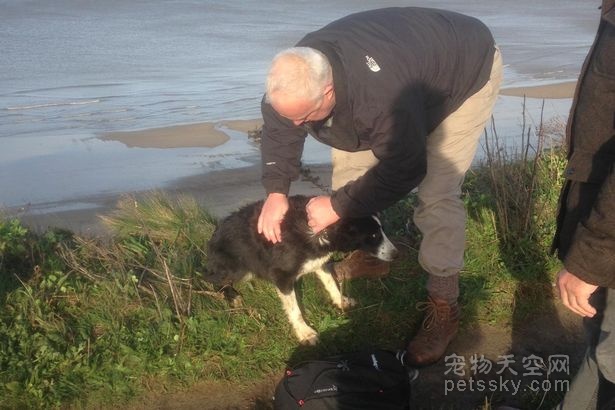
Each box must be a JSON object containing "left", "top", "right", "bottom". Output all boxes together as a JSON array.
[{"left": 299, "top": 254, "right": 331, "bottom": 276}]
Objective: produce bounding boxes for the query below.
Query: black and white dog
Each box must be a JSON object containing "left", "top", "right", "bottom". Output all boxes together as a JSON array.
[{"left": 205, "top": 195, "right": 398, "bottom": 345}]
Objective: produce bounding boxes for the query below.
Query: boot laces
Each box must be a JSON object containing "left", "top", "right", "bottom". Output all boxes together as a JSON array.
[{"left": 416, "top": 298, "right": 452, "bottom": 330}]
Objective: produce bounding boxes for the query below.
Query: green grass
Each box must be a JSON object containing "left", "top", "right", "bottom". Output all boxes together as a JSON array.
[{"left": 0, "top": 119, "right": 570, "bottom": 408}]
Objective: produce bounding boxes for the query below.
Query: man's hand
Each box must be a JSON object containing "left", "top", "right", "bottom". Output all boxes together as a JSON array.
[
  {"left": 258, "top": 193, "right": 289, "bottom": 243},
  {"left": 556, "top": 268, "right": 599, "bottom": 317},
  {"left": 306, "top": 196, "right": 340, "bottom": 234}
]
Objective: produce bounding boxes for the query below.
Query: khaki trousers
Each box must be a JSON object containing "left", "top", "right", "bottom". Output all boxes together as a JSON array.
[{"left": 332, "top": 47, "right": 502, "bottom": 277}]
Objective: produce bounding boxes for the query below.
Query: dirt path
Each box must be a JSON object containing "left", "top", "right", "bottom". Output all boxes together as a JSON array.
[{"left": 127, "top": 303, "right": 584, "bottom": 409}]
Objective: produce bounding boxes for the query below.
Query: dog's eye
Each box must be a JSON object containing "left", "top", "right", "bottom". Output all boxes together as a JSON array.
[{"left": 371, "top": 233, "right": 378, "bottom": 239}]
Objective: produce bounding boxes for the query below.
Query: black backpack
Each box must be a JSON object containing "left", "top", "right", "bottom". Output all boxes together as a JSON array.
[{"left": 273, "top": 349, "right": 416, "bottom": 409}]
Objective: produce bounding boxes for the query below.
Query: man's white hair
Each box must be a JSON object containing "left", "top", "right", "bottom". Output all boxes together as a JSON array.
[{"left": 265, "top": 47, "right": 332, "bottom": 104}]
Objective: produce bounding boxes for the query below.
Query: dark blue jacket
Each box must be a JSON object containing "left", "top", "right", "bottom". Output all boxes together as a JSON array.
[{"left": 261, "top": 7, "right": 495, "bottom": 217}]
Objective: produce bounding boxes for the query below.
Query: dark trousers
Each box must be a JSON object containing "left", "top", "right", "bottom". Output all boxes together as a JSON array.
[{"left": 558, "top": 288, "right": 615, "bottom": 409}]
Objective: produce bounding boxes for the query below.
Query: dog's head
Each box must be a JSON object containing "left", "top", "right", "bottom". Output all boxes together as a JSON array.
[{"left": 325, "top": 216, "right": 398, "bottom": 261}]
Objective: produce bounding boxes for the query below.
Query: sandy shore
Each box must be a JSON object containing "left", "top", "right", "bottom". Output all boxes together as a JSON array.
[
  {"left": 499, "top": 80, "right": 577, "bottom": 99},
  {"left": 101, "top": 119, "right": 264, "bottom": 149},
  {"left": 8, "top": 81, "right": 575, "bottom": 237},
  {"left": 219, "top": 119, "right": 264, "bottom": 134},
  {"left": 101, "top": 123, "right": 230, "bottom": 149}
]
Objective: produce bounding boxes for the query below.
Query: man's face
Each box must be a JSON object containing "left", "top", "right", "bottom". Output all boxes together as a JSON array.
[{"left": 271, "top": 86, "right": 335, "bottom": 126}]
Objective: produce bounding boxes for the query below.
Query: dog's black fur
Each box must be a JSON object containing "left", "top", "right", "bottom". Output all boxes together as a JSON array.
[{"left": 205, "top": 195, "right": 397, "bottom": 344}]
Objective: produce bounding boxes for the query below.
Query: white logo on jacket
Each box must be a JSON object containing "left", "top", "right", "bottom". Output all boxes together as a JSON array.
[
  {"left": 365, "top": 55, "right": 381, "bottom": 72},
  {"left": 371, "top": 354, "right": 380, "bottom": 370}
]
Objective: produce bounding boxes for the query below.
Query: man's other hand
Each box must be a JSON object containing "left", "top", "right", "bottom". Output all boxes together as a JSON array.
[
  {"left": 556, "top": 268, "right": 599, "bottom": 317},
  {"left": 306, "top": 195, "right": 340, "bottom": 234}
]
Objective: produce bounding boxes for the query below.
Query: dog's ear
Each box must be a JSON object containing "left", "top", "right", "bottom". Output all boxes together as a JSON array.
[
  {"left": 325, "top": 218, "right": 362, "bottom": 250},
  {"left": 337, "top": 217, "right": 373, "bottom": 233},
  {"left": 327, "top": 218, "right": 355, "bottom": 236}
]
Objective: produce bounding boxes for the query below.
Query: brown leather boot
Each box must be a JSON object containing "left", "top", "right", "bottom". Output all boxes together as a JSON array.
[
  {"left": 330, "top": 250, "right": 390, "bottom": 281},
  {"left": 406, "top": 296, "right": 460, "bottom": 366}
]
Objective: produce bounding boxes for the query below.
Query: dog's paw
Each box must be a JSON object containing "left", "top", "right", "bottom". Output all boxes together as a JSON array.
[
  {"left": 229, "top": 295, "right": 244, "bottom": 308},
  {"left": 221, "top": 285, "right": 243, "bottom": 308},
  {"left": 338, "top": 296, "right": 357, "bottom": 310},
  {"left": 296, "top": 327, "right": 319, "bottom": 346}
]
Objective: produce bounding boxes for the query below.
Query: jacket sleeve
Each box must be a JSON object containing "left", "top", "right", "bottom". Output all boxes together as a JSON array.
[
  {"left": 564, "top": 164, "right": 615, "bottom": 288},
  {"left": 260, "top": 97, "right": 308, "bottom": 195},
  {"left": 331, "top": 106, "right": 427, "bottom": 217},
  {"left": 561, "top": 4, "right": 615, "bottom": 288}
]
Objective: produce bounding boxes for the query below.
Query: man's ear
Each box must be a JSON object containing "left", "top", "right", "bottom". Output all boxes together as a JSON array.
[{"left": 323, "top": 83, "right": 334, "bottom": 97}]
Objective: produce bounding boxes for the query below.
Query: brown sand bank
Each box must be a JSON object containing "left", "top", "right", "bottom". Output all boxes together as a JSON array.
[
  {"left": 500, "top": 80, "right": 577, "bottom": 99},
  {"left": 219, "top": 118, "right": 263, "bottom": 134},
  {"left": 101, "top": 123, "right": 230, "bottom": 149},
  {"left": 100, "top": 119, "right": 264, "bottom": 149}
]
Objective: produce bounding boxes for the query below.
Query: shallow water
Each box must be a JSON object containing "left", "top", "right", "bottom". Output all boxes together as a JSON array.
[{"left": 0, "top": 0, "right": 602, "bottom": 208}]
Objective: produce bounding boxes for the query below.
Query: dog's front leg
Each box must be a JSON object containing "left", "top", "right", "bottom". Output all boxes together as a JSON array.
[
  {"left": 275, "top": 288, "right": 319, "bottom": 345},
  {"left": 314, "top": 269, "right": 357, "bottom": 310}
]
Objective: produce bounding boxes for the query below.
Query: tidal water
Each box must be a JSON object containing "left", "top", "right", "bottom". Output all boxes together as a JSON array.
[{"left": 0, "top": 0, "right": 601, "bottom": 208}]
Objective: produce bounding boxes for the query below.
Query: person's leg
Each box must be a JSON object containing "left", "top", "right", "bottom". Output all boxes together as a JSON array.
[
  {"left": 556, "top": 288, "right": 615, "bottom": 409},
  {"left": 556, "top": 288, "right": 606, "bottom": 410},
  {"left": 557, "top": 346, "right": 600, "bottom": 410},
  {"left": 595, "top": 288, "right": 615, "bottom": 408},
  {"left": 330, "top": 149, "right": 391, "bottom": 280},
  {"left": 331, "top": 149, "right": 378, "bottom": 191},
  {"left": 406, "top": 47, "right": 502, "bottom": 366}
]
